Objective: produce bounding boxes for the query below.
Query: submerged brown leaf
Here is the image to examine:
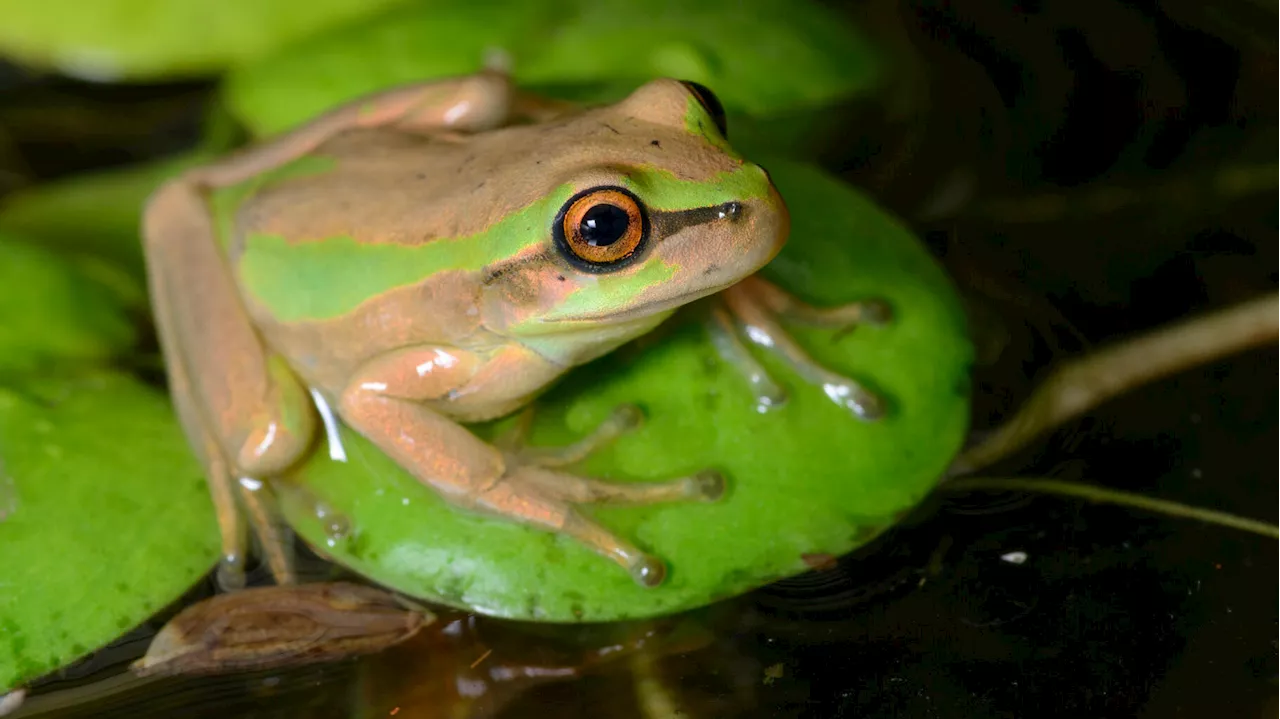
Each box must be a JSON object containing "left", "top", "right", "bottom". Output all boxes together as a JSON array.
[{"left": 132, "top": 582, "right": 431, "bottom": 677}]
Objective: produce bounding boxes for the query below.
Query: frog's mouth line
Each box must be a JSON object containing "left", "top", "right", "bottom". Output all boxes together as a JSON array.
[{"left": 541, "top": 280, "right": 739, "bottom": 327}]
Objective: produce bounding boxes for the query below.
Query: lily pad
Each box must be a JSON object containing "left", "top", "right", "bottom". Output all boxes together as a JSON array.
[
  {"left": 224, "top": 0, "right": 882, "bottom": 137},
  {"left": 278, "top": 157, "right": 972, "bottom": 622},
  {"left": 0, "top": 238, "right": 138, "bottom": 375},
  {"left": 0, "top": 0, "right": 411, "bottom": 80},
  {"left": 0, "top": 372, "right": 219, "bottom": 692},
  {"left": 0, "top": 153, "right": 214, "bottom": 285}
]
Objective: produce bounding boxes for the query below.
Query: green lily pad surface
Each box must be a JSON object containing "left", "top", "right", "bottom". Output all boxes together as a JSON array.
[
  {"left": 0, "top": 236, "right": 218, "bottom": 692},
  {"left": 0, "top": 238, "right": 138, "bottom": 375},
  {"left": 279, "top": 158, "right": 973, "bottom": 622},
  {"left": 0, "top": 0, "right": 410, "bottom": 80},
  {"left": 0, "top": 373, "right": 218, "bottom": 692},
  {"left": 225, "top": 0, "right": 881, "bottom": 137},
  {"left": 0, "top": 153, "right": 207, "bottom": 283}
]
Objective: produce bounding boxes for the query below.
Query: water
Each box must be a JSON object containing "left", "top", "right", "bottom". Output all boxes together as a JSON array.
[{"left": 1, "top": 1, "right": 1275, "bottom": 716}]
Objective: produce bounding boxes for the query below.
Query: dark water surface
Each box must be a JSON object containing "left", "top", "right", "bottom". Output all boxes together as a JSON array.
[{"left": 2, "top": 1, "right": 1275, "bottom": 716}]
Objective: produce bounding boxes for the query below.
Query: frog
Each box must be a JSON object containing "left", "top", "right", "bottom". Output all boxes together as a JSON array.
[{"left": 142, "top": 68, "right": 892, "bottom": 592}]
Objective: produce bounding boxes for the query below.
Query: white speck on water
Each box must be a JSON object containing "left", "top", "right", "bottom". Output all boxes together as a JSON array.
[
  {"left": 1001, "top": 551, "right": 1028, "bottom": 565},
  {"left": 262, "top": 676, "right": 281, "bottom": 688},
  {"left": 456, "top": 676, "right": 487, "bottom": 697},
  {"left": 1190, "top": 468, "right": 1203, "bottom": 478}
]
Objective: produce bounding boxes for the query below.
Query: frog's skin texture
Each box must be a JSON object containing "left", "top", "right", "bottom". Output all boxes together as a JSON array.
[{"left": 143, "top": 70, "right": 888, "bottom": 589}]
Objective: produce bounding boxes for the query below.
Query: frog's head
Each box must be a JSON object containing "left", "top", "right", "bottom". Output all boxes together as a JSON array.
[{"left": 481, "top": 79, "right": 789, "bottom": 364}]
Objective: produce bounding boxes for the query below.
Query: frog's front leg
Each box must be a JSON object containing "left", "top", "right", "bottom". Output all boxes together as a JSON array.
[
  {"left": 714, "top": 275, "right": 891, "bottom": 420},
  {"left": 337, "top": 346, "right": 723, "bottom": 587}
]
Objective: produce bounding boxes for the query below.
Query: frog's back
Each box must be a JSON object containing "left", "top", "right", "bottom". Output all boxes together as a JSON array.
[{"left": 213, "top": 91, "right": 758, "bottom": 393}]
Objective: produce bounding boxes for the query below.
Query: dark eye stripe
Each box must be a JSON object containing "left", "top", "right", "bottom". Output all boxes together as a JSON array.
[{"left": 649, "top": 201, "right": 743, "bottom": 238}]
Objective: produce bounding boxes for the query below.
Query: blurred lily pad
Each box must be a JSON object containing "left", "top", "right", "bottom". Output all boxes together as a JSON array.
[
  {"left": 225, "top": 0, "right": 882, "bottom": 137},
  {"left": 0, "top": 0, "right": 411, "bottom": 80},
  {"left": 0, "top": 371, "right": 219, "bottom": 692},
  {"left": 0, "top": 153, "right": 211, "bottom": 284},
  {"left": 279, "top": 157, "right": 972, "bottom": 622},
  {"left": 0, "top": 237, "right": 139, "bottom": 375}
]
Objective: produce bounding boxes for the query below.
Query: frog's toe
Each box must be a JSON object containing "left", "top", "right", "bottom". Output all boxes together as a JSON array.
[
  {"left": 215, "top": 554, "right": 247, "bottom": 592},
  {"left": 857, "top": 298, "right": 894, "bottom": 326},
  {"left": 688, "top": 470, "right": 726, "bottom": 501},
  {"left": 609, "top": 403, "right": 645, "bottom": 432},
  {"left": 629, "top": 554, "right": 667, "bottom": 588},
  {"left": 822, "top": 380, "right": 886, "bottom": 422}
]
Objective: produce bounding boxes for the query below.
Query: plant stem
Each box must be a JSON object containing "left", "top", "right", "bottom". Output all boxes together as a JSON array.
[
  {"left": 950, "top": 292, "right": 1279, "bottom": 475},
  {"left": 945, "top": 477, "right": 1278, "bottom": 539}
]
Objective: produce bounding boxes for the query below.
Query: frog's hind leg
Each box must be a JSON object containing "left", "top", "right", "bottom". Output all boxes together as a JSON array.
[
  {"left": 339, "top": 355, "right": 723, "bottom": 587},
  {"left": 498, "top": 404, "right": 644, "bottom": 468},
  {"left": 143, "top": 180, "right": 317, "bottom": 589},
  {"left": 481, "top": 466, "right": 723, "bottom": 587},
  {"left": 496, "top": 405, "right": 724, "bottom": 586},
  {"left": 502, "top": 404, "right": 725, "bottom": 504}
]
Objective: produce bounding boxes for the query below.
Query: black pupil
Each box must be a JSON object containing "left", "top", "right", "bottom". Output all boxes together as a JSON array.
[{"left": 580, "top": 204, "right": 630, "bottom": 246}]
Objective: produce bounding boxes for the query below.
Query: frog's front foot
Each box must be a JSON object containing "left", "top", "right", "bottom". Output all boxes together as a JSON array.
[
  {"left": 710, "top": 275, "right": 891, "bottom": 420},
  {"left": 492, "top": 404, "right": 724, "bottom": 587}
]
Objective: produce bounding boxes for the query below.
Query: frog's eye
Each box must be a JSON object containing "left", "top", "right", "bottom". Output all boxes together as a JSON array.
[
  {"left": 679, "top": 80, "right": 728, "bottom": 138},
  {"left": 554, "top": 186, "right": 649, "bottom": 271}
]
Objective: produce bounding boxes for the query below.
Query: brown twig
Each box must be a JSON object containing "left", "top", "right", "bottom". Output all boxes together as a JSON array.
[{"left": 950, "top": 292, "right": 1278, "bottom": 475}]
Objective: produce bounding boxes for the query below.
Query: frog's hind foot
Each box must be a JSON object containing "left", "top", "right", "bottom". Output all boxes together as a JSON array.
[
  {"left": 500, "top": 403, "right": 645, "bottom": 468},
  {"left": 714, "top": 275, "right": 890, "bottom": 421},
  {"left": 478, "top": 464, "right": 723, "bottom": 588},
  {"left": 483, "top": 406, "right": 725, "bottom": 587},
  {"left": 235, "top": 477, "right": 299, "bottom": 588}
]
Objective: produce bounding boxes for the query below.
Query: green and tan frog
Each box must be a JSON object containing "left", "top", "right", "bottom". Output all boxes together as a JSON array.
[{"left": 142, "top": 70, "right": 889, "bottom": 591}]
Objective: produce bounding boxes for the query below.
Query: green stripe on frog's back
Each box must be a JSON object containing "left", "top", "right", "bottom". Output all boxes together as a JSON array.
[
  {"left": 238, "top": 184, "right": 574, "bottom": 323},
  {"left": 210, "top": 155, "right": 340, "bottom": 253},
  {"left": 236, "top": 162, "right": 770, "bottom": 324}
]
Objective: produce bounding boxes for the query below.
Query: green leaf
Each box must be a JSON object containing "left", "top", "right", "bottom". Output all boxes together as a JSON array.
[
  {"left": 279, "top": 158, "right": 972, "bottom": 622},
  {"left": 0, "top": 0, "right": 413, "bottom": 80},
  {"left": 0, "top": 238, "right": 138, "bottom": 375},
  {"left": 225, "top": 0, "right": 882, "bottom": 137},
  {"left": 0, "top": 153, "right": 209, "bottom": 283},
  {"left": 0, "top": 372, "right": 219, "bottom": 692}
]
